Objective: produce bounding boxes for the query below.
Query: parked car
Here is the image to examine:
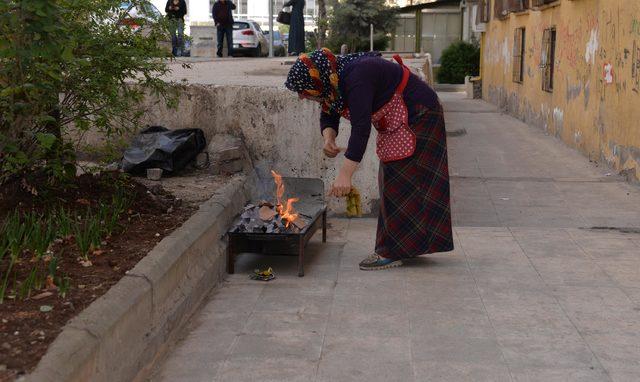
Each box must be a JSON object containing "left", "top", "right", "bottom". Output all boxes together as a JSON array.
[
  {"left": 232, "top": 20, "right": 269, "bottom": 57},
  {"left": 119, "top": 1, "right": 162, "bottom": 32},
  {"left": 262, "top": 30, "right": 287, "bottom": 57}
]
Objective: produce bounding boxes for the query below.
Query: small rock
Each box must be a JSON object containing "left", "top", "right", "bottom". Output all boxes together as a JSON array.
[
  {"left": 39, "top": 305, "right": 53, "bottom": 313},
  {"left": 218, "top": 147, "right": 243, "bottom": 162},
  {"left": 80, "top": 259, "right": 93, "bottom": 267},
  {"left": 14, "top": 331, "right": 19, "bottom": 335},
  {"left": 1, "top": 319, "right": 8, "bottom": 324},
  {"left": 166, "top": 206, "right": 174, "bottom": 214},
  {"left": 31, "top": 291, "right": 53, "bottom": 300},
  {"left": 219, "top": 159, "right": 244, "bottom": 174},
  {"left": 1, "top": 342, "right": 10, "bottom": 350},
  {"left": 155, "top": 233, "right": 161, "bottom": 237},
  {"left": 146, "top": 168, "right": 163, "bottom": 181},
  {"left": 0, "top": 364, "right": 6, "bottom": 371},
  {"left": 195, "top": 152, "right": 209, "bottom": 168},
  {"left": 78, "top": 284, "right": 86, "bottom": 289}
]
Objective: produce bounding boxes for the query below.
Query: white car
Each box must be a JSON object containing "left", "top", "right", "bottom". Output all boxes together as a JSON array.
[{"left": 232, "top": 20, "right": 269, "bottom": 57}]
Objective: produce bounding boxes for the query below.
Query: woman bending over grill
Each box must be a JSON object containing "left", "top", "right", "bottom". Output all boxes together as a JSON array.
[{"left": 285, "top": 48, "right": 454, "bottom": 270}]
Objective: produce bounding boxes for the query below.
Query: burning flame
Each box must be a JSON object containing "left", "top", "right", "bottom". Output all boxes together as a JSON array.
[{"left": 270, "top": 170, "right": 299, "bottom": 228}]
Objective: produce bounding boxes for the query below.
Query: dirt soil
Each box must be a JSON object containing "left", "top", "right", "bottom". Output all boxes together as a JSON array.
[{"left": 0, "top": 172, "right": 203, "bottom": 381}]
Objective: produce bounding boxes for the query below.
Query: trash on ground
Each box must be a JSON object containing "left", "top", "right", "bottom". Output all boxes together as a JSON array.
[{"left": 250, "top": 267, "right": 276, "bottom": 281}]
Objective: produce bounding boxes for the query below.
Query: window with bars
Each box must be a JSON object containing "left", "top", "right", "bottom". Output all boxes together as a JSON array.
[
  {"left": 512, "top": 27, "right": 526, "bottom": 83},
  {"left": 541, "top": 27, "right": 556, "bottom": 92},
  {"left": 494, "top": 0, "right": 530, "bottom": 20},
  {"left": 477, "top": 0, "right": 490, "bottom": 23}
]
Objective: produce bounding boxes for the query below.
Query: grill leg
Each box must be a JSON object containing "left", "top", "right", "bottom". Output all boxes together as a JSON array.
[
  {"left": 322, "top": 209, "right": 327, "bottom": 243},
  {"left": 227, "top": 240, "right": 235, "bottom": 274},
  {"left": 298, "top": 238, "right": 305, "bottom": 277}
]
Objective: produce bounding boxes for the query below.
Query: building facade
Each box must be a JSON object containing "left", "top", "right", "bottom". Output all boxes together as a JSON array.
[
  {"left": 390, "top": 0, "right": 480, "bottom": 63},
  {"left": 480, "top": 0, "right": 640, "bottom": 181}
]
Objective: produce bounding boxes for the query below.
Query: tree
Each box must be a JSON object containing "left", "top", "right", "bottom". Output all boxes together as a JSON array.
[
  {"left": 437, "top": 40, "right": 480, "bottom": 84},
  {"left": 326, "top": 0, "right": 397, "bottom": 53},
  {"left": 0, "top": 0, "right": 175, "bottom": 185},
  {"left": 316, "top": 0, "right": 327, "bottom": 48}
]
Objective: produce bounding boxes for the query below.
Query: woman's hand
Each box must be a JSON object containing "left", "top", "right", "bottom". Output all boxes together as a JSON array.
[
  {"left": 329, "top": 171, "right": 352, "bottom": 197},
  {"left": 329, "top": 159, "right": 359, "bottom": 197},
  {"left": 322, "top": 128, "right": 342, "bottom": 158}
]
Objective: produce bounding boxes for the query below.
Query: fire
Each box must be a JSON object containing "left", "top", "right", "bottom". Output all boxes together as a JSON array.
[{"left": 270, "top": 170, "right": 300, "bottom": 228}]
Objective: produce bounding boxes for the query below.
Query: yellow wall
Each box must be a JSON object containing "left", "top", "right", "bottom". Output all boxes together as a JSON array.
[{"left": 482, "top": 0, "right": 640, "bottom": 181}]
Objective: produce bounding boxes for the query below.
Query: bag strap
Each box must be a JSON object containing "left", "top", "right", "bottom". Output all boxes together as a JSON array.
[{"left": 393, "top": 54, "right": 410, "bottom": 94}]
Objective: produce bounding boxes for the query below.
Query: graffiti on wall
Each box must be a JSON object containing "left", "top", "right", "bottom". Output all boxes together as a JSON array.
[
  {"left": 585, "top": 29, "right": 599, "bottom": 65},
  {"left": 604, "top": 63, "right": 614, "bottom": 84}
]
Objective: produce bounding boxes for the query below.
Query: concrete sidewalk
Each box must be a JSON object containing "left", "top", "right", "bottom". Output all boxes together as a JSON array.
[{"left": 150, "top": 93, "right": 640, "bottom": 382}]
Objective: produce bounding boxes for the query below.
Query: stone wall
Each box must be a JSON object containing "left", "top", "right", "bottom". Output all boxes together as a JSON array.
[{"left": 92, "top": 84, "right": 382, "bottom": 214}]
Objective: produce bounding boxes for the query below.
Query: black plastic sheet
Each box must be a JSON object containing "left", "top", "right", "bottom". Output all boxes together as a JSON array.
[{"left": 121, "top": 126, "right": 206, "bottom": 174}]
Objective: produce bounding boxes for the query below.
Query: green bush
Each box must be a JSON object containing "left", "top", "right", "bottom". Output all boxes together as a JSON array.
[
  {"left": 437, "top": 41, "right": 480, "bottom": 84},
  {"left": 0, "top": 0, "right": 177, "bottom": 186}
]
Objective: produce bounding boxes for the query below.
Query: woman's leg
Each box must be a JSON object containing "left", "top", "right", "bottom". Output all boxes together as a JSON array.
[{"left": 359, "top": 162, "right": 403, "bottom": 271}]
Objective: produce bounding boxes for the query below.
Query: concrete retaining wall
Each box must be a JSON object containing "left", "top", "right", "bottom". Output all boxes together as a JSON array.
[
  {"left": 138, "top": 84, "right": 381, "bottom": 214},
  {"left": 28, "top": 175, "right": 253, "bottom": 382}
]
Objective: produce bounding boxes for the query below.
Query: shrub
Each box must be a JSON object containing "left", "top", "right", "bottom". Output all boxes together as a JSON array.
[
  {"left": 437, "top": 40, "right": 480, "bottom": 84},
  {"left": 0, "top": 0, "right": 177, "bottom": 186}
]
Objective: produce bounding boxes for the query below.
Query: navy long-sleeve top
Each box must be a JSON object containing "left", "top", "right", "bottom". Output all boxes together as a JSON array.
[{"left": 320, "top": 57, "right": 439, "bottom": 162}]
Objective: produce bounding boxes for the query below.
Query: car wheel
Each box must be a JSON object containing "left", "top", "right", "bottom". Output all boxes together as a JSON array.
[{"left": 252, "top": 44, "right": 261, "bottom": 57}]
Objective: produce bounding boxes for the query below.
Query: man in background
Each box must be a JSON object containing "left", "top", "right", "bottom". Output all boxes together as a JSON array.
[
  {"left": 165, "top": 0, "right": 187, "bottom": 57},
  {"left": 212, "top": 0, "right": 236, "bottom": 58}
]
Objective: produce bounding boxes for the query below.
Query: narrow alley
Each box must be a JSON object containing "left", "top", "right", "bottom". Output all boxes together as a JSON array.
[{"left": 152, "top": 92, "right": 640, "bottom": 382}]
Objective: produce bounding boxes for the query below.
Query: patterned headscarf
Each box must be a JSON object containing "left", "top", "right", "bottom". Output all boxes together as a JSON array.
[{"left": 285, "top": 48, "right": 381, "bottom": 115}]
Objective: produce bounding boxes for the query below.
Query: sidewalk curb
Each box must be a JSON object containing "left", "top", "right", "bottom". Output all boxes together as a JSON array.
[{"left": 28, "top": 175, "right": 250, "bottom": 382}]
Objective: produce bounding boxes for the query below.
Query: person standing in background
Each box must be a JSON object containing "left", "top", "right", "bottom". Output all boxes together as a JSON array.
[
  {"left": 283, "top": 0, "right": 305, "bottom": 56},
  {"left": 212, "top": 0, "right": 236, "bottom": 58},
  {"left": 165, "top": 0, "right": 187, "bottom": 57}
]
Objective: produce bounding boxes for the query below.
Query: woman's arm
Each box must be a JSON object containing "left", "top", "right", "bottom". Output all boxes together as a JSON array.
[
  {"left": 328, "top": 67, "right": 375, "bottom": 197},
  {"left": 320, "top": 110, "right": 341, "bottom": 158},
  {"left": 342, "top": 73, "right": 374, "bottom": 163}
]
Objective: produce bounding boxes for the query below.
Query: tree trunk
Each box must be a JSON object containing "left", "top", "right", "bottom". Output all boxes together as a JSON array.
[{"left": 316, "top": 0, "right": 327, "bottom": 48}]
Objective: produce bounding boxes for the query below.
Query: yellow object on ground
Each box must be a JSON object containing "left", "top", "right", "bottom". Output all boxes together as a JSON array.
[{"left": 346, "top": 188, "right": 362, "bottom": 217}]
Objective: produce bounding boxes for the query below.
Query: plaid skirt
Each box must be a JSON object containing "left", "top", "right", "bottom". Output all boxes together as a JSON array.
[{"left": 375, "top": 102, "right": 454, "bottom": 260}]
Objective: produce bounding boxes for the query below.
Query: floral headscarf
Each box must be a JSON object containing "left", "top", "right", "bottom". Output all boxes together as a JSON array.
[{"left": 285, "top": 48, "right": 381, "bottom": 115}]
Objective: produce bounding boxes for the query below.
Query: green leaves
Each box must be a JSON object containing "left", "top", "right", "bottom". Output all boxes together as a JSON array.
[
  {"left": 1, "top": 0, "right": 174, "bottom": 185},
  {"left": 326, "top": 0, "right": 397, "bottom": 53},
  {"left": 437, "top": 41, "right": 480, "bottom": 84},
  {"left": 36, "top": 133, "right": 57, "bottom": 150}
]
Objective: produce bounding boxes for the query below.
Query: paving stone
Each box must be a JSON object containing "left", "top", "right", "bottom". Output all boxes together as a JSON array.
[{"left": 316, "top": 335, "right": 413, "bottom": 382}]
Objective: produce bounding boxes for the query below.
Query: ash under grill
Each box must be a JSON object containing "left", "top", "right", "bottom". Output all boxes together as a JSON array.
[{"left": 227, "top": 177, "right": 327, "bottom": 277}]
